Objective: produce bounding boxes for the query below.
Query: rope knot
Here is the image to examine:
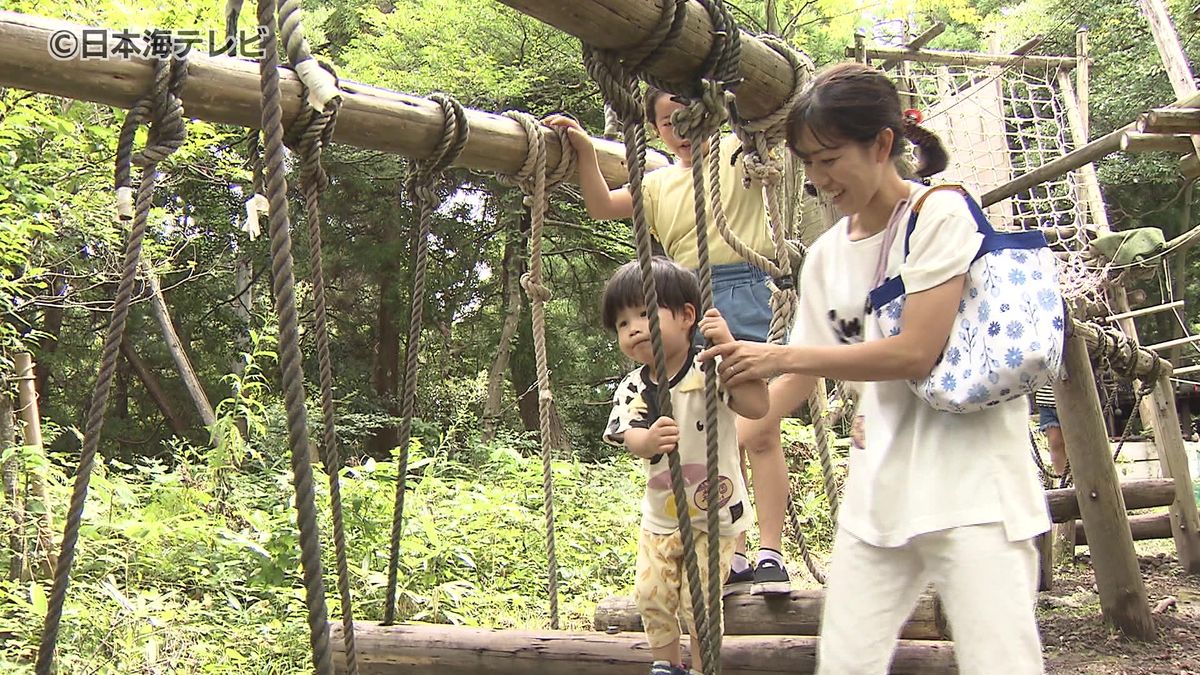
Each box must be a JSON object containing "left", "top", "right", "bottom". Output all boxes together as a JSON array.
[{"left": 521, "top": 272, "right": 553, "bottom": 302}]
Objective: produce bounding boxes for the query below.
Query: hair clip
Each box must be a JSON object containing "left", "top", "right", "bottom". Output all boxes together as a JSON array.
[{"left": 903, "top": 108, "right": 923, "bottom": 124}]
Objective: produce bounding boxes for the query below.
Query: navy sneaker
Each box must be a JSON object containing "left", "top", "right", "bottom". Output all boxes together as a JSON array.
[
  {"left": 750, "top": 558, "right": 792, "bottom": 595},
  {"left": 723, "top": 565, "right": 754, "bottom": 597},
  {"left": 649, "top": 663, "right": 689, "bottom": 675}
]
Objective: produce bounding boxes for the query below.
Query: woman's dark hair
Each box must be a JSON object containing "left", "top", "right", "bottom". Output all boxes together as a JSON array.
[
  {"left": 786, "top": 62, "right": 949, "bottom": 178},
  {"left": 602, "top": 257, "right": 700, "bottom": 337}
]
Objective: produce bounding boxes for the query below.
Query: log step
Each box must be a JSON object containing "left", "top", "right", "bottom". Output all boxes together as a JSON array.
[
  {"left": 594, "top": 590, "right": 947, "bottom": 640},
  {"left": 328, "top": 623, "right": 958, "bottom": 674},
  {"left": 1076, "top": 512, "right": 1174, "bottom": 546},
  {"left": 1046, "top": 478, "right": 1175, "bottom": 523}
]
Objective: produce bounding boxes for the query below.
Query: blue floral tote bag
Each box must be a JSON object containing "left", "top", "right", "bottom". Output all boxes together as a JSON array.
[{"left": 868, "top": 185, "right": 1066, "bottom": 413}]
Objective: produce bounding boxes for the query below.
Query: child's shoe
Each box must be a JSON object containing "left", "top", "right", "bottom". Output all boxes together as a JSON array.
[
  {"left": 649, "top": 661, "right": 689, "bottom": 675},
  {"left": 722, "top": 565, "right": 754, "bottom": 597},
  {"left": 750, "top": 557, "right": 791, "bottom": 595}
]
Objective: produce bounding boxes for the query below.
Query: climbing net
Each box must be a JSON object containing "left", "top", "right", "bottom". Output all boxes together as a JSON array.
[{"left": 894, "top": 61, "right": 1108, "bottom": 305}]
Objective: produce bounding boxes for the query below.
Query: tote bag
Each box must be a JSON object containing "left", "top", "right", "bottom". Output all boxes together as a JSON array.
[{"left": 867, "top": 185, "right": 1066, "bottom": 413}]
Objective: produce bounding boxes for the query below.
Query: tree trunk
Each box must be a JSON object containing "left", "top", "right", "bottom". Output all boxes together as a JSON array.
[
  {"left": 231, "top": 255, "right": 253, "bottom": 439},
  {"left": 114, "top": 350, "right": 130, "bottom": 421},
  {"left": 507, "top": 209, "right": 539, "bottom": 434},
  {"left": 483, "top": 221, "right": 524, "bottom": 442},
  {"left": 33, "top": 274, "right": 65, "bottom": 407},
  {"left": 2, "top": 390, "right": 24, "bottom": 581},
  {"left": 120, "top": 340, "right": 190, "bottom": 437},
  {"left": 369, "top": 227, "right": 403, "bottom": 458},
  {"left": 14, "top": 353, "right": 54, "bottom": 579},
  {"left": 144, "top": 262, "right": 215, "bottom": 428}
]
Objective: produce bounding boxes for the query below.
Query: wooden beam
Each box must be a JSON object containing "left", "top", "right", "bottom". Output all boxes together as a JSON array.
[
  {"left": 1148, "top": 368, "right": 1200, "bottom": 573},
  {"left": 1103, "top": 300, "right": 1185, "bottom": 323},
  {"left": 1058, "top": 70, "right": 1111, "bottom": 232},
  {"left": 845, "top": 45, "right": 1077, "bottom": 70},
  {"left": 1076, "top": 512, "right": 1174, "bottom": 546},
  {"left": 1139, "top": 0, "right": 1199, "bottom": 97},
  {"left": 1137, "top": 108, "right": 1200, "bottom": 134},
  {"left": 12, "top": 353, "right": 54, "bottom": 578},
  {"left": 1146, "top": 334, "right": 1200, "bottom": 351},
  {"left": 982, "top": 90, "right": 1200, "bottom": 207},
  {"left": 1120, "top": 132, "right": 1196, "bottom": 153},
  {"left": 0, "top": 11, "right": 665, "bottom": 187},
  {"left": 1053, "top": 331, "right": 1155, "bottom": 639},
  {"left": 1046, "top": 478, "right": 1176, "bottom": 523},
  {"left": 879, "top": 22, "right": 946, "bottom": 70},
  {"left": 593, "top": 591, "right": 947, "bottom": 640},
  {"left": 1077, "top": 27, "right": 1090, "bottom": 139},
  {"left": 1173, "top": 363, "right": 1200, "bottom": 376},
  {"left": 493, "top": 0, "right": 799, "bottom": 121},
  {"left": 1010, "top": 35, "right": 1045, "bottom": 56},
  {"left": 327, "top": 623, "right": 959, "bottom": 674}
]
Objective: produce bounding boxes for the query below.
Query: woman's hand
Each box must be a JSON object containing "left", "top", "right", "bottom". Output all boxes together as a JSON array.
[{"left": 699, "top": 340, "right": 787, "bottom": 388}]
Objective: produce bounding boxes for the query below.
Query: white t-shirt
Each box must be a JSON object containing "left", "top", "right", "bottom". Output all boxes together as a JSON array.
[
  {"left": 789, "top": 182, "right": 1050, "bottom": 547},
  {"left": 604, "top": 350, "right": 752, "bottom": 537}
]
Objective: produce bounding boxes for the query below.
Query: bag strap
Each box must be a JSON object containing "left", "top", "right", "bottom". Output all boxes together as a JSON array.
[{"left": 903, "top": 183, "right": 996, "bottom": 258}]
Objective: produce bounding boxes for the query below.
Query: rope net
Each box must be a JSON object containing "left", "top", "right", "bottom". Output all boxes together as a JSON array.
[{"left": 890, "top": 60, "right": 1107, "bottom": 306}]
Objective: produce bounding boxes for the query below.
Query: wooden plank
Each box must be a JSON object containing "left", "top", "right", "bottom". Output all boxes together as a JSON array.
[
  {"left": 1052, "top": 332, "right": 1155, "bottom": 639},
  {"left": 493, "top": 0, "right": 798, "bottom": 121},
  {"left": 327, "top": 623, "right": 959, "bottom": 674},
  {"left": 1137, "top": 0, "right": 1200, "bottom": 167},
  {"left": 0, "top": 11, "right": 665, "bottom": 187},
  {"left": 845, "top": 45, "right": 1077, "bottom": 70},
  {"left": 1076, "top": 512, "right": 1174, "bottom": 546},
  {"left": 1119, "top": 132, "right": 1196, "bottom": 153},
  {"left": 1103, "top": 300, "right": 1186, "bottom": 323},
  {"left": 1046, "top": 478, "right": 1176, "bottom": 523},
  {"left": 593, "top": 591, "right": 947, "bottom": 640},
  {"left": 1077, "top": 27, "right": 1090, "bottom": 139}
]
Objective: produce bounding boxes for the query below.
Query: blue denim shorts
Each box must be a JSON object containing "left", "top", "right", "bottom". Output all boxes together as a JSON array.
[
  {"left": 1038, "top": 406, "right": 1060, "bottom": 431},
  {"left": 693, "top": 262, "right": 773, "bottom": 346}
]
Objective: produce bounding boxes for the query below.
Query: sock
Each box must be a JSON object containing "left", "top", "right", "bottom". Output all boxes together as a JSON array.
[
  {"left": 652, "top": 660, "right": 673, "bottom": 669},
  {"left": 756, "top": 547, "right": 783, "bottom": 566},
  {"left": 730, "top": 552, "right": 751, "bottom": 573}
]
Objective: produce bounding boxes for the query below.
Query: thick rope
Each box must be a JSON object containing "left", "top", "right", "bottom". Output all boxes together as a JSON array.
[
  {"left": 37, "top": 53, "right": 188, "bottom": 675},
  {"left": 583, "top": 47, "right": 716, "bottom": 672},
  {"left": 256, "top": 0, "right": 334, "bottom": 669},
  {"left": 277, "top": 12, "right": 359, "bottom": 668},
  {"left": 383, "top": 94, "right": 469, "bottom": 625},
  {"left": 497, "top": 111, "right": 577, "bottom": 630}
]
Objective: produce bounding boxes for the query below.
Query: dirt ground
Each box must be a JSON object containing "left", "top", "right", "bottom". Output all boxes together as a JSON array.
[{"left": 1040, "top": 541, "right": 1200, "bottom": 674}]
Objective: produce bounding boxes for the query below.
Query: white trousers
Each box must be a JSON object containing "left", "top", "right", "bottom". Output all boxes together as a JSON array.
[{"left": 818, "top": 523, "right": 1044, "bottom": 675}]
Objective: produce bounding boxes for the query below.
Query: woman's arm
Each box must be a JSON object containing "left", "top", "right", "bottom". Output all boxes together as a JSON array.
[
  {"left": 543, "top": 115, "right": 633, "bottom": 220},
  {"left": 700, "top": 275, "right": 965, "bottom": 387}
]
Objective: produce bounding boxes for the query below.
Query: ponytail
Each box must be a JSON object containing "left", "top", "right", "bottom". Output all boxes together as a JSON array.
[{"left": 902, "top": 117, "right": 949, "bottom": 178}]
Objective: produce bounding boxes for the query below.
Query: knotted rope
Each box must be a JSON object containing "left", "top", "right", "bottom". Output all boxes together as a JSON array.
[
  {"left": 37, "top": 49, "right": 188, "bottom": 675},
  {"left": 496, "top": 110, "right": 576, "bottom": 629},
  {"left": 383, "top": 93, "right": 470, "bottom": 625}
]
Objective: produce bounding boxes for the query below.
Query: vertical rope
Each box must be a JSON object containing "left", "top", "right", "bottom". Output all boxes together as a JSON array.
[
  {"left": 37, "top": 54, "right": 188, "bottom": 675},
  {"left": 255, "top": 0, "right": 333, "bottom": 669},
  {"left": 497, "top": 111, "right": 576, "bottom": 630},
  {"left": 383, "top": 94, "right": 469, "bottom": 625}
]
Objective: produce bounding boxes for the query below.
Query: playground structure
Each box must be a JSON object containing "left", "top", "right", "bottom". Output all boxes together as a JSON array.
[{"left": 1, "top": 0, "right": 1200, "bottom": 673}]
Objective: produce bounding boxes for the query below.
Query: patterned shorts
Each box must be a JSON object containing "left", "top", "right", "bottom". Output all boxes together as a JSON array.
[{"left": 634, "top": 528, "right": 737, "bottom": 648}]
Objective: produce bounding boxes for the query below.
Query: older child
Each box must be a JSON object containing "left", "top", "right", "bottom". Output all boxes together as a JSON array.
[
  {"left": 548, "top": 88, "right": 792, "bottom": 595},
  {"left": 602, "top": 257, "right": 768, "bottom": 675},
  {"left": 702, "top": 63, "right": 1050, "bottom": 674}
]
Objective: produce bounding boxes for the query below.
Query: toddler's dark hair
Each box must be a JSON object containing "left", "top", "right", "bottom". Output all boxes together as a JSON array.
[
  {"left": 602, "top": 257, "right": 700, "bottom": 335},
  {"left": 786, "top": 62, "right": 949, "bottom": 178}
]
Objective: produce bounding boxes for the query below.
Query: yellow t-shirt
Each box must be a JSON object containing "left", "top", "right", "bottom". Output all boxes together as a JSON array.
[{"left": 642, "top": 134, "right": 775, "bottom": 269}]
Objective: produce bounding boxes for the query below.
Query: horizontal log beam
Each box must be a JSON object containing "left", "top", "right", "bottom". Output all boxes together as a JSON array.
[
  {"left": 983, "top": 90, "right": 1200, "bottom": 207},
  {"left": 1046, "top": 478, "right": 1176, "bottom": 523},
  {"left": 494, "top": 0, "right": 798, "bottom": 121},
  {"left": 1076, "top": 512, "right": 1174, "bottom": 546},
  {"left": 1103, "top": 300, "right": 1186, "bottom": 323},
  {"left": 0, "top": 11, "right": 666, "bottom": 186},
  {"left": 1137, "top": 108, "right": 1200, "bottom": 134},
  {"left": 1072, "top": 319, "right": 1174, "bottom": 381},
  {"left": 594, "top": 591, "right": 947, "bottom": 640},
  {"left": 847, "top": 45, "right": 1077, "bottom": 70},
  {"left": 1119, "top": 132, "right": 1196, "bottom": 153},
  {"left": 328, "top": 623, "right": 958, "bottom": 674}
]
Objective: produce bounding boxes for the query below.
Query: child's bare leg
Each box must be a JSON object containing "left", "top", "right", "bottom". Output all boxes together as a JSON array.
[
  {"left": 688, "top": 634, "right": 702, "bottom": 672},
  {"left": 738, "top": 414, "right": 786, "bottom": 553},
  {"left": 651, "top": 641, "right": 683, "bottom": 667}
]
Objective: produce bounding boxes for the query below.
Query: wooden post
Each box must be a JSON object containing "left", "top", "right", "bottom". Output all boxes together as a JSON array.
[
  {"left": 1, "top": 385, "right": 22, "bottom": 580},
  {"left": 1137, "top": 108, "right": 1200, "bottom": 134},
  {"left": 13, "top": 353, "right": 54, "bottom": 577},
  {"left": 1148, "top": 369, "right": 1200, "bottom": 572},
  {"left": 1036, "top": 531, "right": 1055, "bottom": 591},
  {"left": 1076, "top": 27, "right": 1090, "bottom": 139},
  {"left": 0, "top": 11, "right": 665, "bottom": 186},
  {"left": 1052, "top": 331, "right": 1155, "bottom": 639},
  {"left": 1056, "top": 71, "right": 1109, "bottom": 232},
  {"left": 144, "top": 262, "right": 215, "bottom": 429}
]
